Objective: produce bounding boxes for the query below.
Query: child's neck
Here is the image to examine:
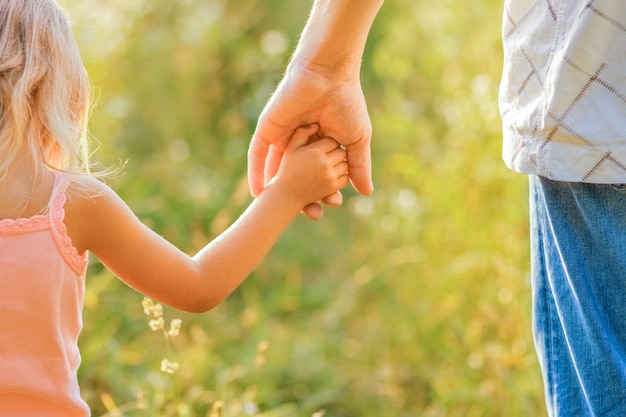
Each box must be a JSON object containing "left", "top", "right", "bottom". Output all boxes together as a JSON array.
[{"left": 0, "top": 156, "right": 54, "bottom": 220}]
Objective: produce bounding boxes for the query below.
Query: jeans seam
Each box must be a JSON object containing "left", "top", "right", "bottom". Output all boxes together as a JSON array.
[
  {"left": 533, "top": 177, "right": 558, "bottom": 416},
  {"left": 545, "top": 272, "right": 558, "bottom": 416}
]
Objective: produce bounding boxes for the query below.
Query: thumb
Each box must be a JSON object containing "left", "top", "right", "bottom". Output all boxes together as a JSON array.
[
  {"left": 263, "top": 145, "right": 283, "bottom": 186},
  {"left": 287, "top": 124, "right": 320, "bottom": 152},
  {"left": 248, "top": 135, "right": 271, "bottom": 197},
  {"left": 346, "top": 139, "right": 374, "bottom": 195}
]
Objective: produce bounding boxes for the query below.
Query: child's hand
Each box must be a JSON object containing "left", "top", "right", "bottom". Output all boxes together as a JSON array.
[{"left": 269, "top": 125, "right": 349, "bottom": 211}]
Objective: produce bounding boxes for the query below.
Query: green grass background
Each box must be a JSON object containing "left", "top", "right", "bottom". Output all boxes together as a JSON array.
[{"left": 58, "top": 0, "right": 544, "bottom": 415}]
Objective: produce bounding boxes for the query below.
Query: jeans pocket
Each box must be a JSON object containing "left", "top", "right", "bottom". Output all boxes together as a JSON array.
[{"left": 609, "top": 184, "right": 626, "bottom": 192}]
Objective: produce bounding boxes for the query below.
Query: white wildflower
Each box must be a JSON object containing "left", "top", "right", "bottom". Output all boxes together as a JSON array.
[
  {"left": 168, "top": 319, "right": 182, "bottom": 337},
  {"left": 142, "top": 297, "right": 163, "bottom": 318},
  {"left": 142, "top": 297, "right": 154, "bottom": 315},
  {"left": 160, "top": 358, "right": 179, "bottom": 374},
  {"left": 152, "top": 302, "right": 163, "bottom": 317},
  {"left": 149, "top": 316, "right": 164, "bottom": 331}
]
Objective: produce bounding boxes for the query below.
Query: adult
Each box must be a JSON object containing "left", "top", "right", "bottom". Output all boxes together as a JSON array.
[
  {"left": 250, "top": 0, "right": 626, "bottom": 415},
  {"left": 501, "top": 2, "right": 626, "bottom": 415}
]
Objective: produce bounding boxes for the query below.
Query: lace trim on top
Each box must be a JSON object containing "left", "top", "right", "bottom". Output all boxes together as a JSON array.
[
  {"left": 0, "top": 173, "right": 88, "bottom": 275},
  {"left": 0, "top": 213, "right": 49, "bottom": 233},
  {"left": 50, "top": 184, "right": 89, "bottom": 276}
]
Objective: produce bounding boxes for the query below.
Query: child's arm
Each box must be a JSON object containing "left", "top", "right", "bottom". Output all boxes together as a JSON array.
[{"left": 66, "top": 125, "right": 348, "bottom": 313}]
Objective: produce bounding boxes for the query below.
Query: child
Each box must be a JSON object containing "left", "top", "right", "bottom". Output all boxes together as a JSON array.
[{"left": 0, "top": 0, "right": 349, "bottom": 415}]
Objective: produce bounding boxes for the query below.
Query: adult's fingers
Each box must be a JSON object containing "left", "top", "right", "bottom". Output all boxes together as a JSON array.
[
  {"left": 301, "top": 202, "right": 323, "bottom": 220},
  {"left": 322, "top": 191, "right": 343, "bottom": 207},
  {"left": 300, "top": 190, "right": 344, "bottom": 220},
  {"left": 346, "top": 139, "right": 373, "bottom": 195}
]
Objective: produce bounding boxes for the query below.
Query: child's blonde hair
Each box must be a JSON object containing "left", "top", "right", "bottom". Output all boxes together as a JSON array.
[{"left": 0, "top": 0, "right": 91, "bottom": 183}]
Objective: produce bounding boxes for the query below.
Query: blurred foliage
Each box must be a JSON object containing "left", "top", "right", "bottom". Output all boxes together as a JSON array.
[{"left": 58, "top": 0, "right": 544, "bottom": 416}]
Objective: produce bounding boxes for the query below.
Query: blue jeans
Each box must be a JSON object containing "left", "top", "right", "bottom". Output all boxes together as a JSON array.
[{"left": 530, "top": 176, "right": 626, "bottom": 416}]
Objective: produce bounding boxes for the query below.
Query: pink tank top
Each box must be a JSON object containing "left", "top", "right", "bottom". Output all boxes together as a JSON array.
[{"left": 0, "top": 173, "right": 90, "bottom": 416}]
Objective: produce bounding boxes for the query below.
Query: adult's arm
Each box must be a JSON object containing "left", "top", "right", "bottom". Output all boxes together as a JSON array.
[{"left": 248, "top": 0, "right": 384, "bottom": 205}]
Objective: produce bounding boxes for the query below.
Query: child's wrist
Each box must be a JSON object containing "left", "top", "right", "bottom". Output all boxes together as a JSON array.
[{"left": 259, "top": 180, "right": 309, "bottom": 216}]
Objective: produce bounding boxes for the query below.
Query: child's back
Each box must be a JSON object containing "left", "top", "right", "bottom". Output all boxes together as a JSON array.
[
  {"left": 0, "top": 172, "right": 89, "bottom": 416},
  {"left": 0, "top": 1, "right": 92, "bottom": 412}
]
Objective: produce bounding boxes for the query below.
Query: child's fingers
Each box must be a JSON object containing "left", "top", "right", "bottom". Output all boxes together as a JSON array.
[
  {"left": 334, "top": 161, "right": 350, "bottom": 179},
  {"left": 311, "top": 137, "right": 343, "bottom": 154},
  {"left": 307, "top": 138, "right": 347, "bottom": 168},
  {"left": 327, "top": 146, "right": 347, "bottom": 164},
  {"left": 288, "top": 124, "right": 320, "bottom": 150}
]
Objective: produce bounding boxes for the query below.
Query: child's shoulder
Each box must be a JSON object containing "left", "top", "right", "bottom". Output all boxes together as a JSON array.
[
  {"left": 64, "top": 175, "right": 124, "bottom": 254},
  {"left": 66, "top": 174, "right": 112, "bottom": 198},
  {"left": 65, "top": 175, "right": 126, "bottom": 219}
]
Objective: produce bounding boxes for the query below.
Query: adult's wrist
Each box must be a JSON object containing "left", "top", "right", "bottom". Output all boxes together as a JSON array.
[
  {"left": 288, "top": 0, "right": 383, "bottom": 81},
  {"left": 285, "top": 55, "right": 358, "bottom": 85}
]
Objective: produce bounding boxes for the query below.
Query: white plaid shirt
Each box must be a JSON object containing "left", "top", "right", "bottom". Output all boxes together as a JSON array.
[{"left": 499, "top": 0, "right": 626, "bottom": 183}]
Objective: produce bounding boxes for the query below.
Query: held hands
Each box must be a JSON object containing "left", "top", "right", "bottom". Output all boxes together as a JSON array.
[
  {"left": 267, "top": 124, "right": 349, "bottom": 216},
  {"left": 248, "top": 63, "right": 374, "bottom": 219}
]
